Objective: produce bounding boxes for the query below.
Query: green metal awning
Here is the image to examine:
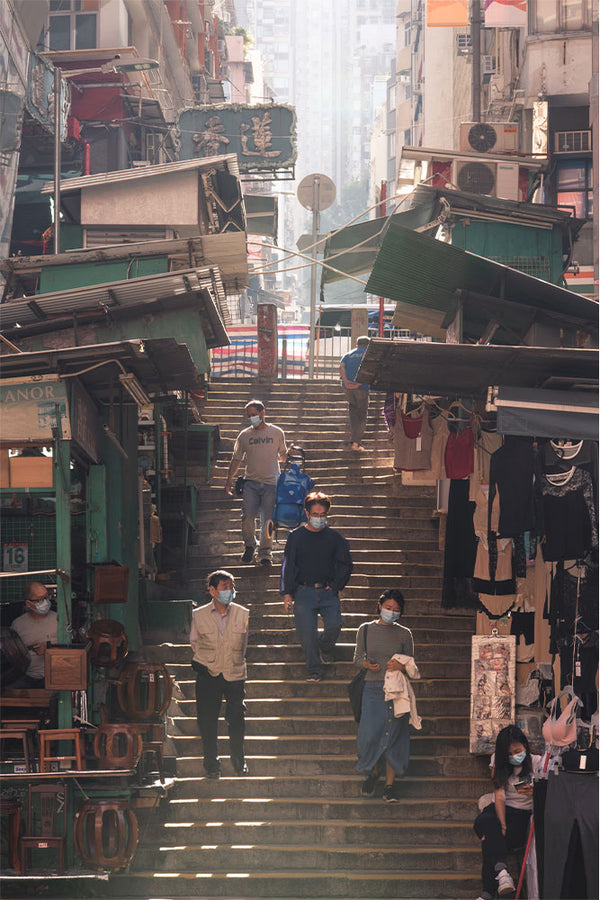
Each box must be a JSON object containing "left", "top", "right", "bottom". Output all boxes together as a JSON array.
[
  {"left": 320, "top": 202, "right": 438, "bottom": 290},
  {"left": 365, "top": 222, "right": 598, "bottom": 343},
  {"left": 357, "top": 340, "right": 599, "bottom": 398},
  {"left": 244, "top": 194, "right": 278, "bottom": 239}
]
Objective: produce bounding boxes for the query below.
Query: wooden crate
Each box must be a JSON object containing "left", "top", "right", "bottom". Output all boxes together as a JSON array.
[
  {"left": 45, "top": 647, "right": 88, "bottom": 690},
  {"left": 93, "top": 565, "right": 129, "bottom": 604}
]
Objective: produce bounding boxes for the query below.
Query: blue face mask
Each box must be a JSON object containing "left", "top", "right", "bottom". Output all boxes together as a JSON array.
[
  {"left": 217, "top": 589, "right": 235, "bottom": 606},
  {"left": 309, "top": 515, "right": 327, "bottom": 530},
  {"left": 32, "top": 598, "right": 51, "bottom": 616},
  {"left": 380, "top": 608, "right": 400, "bottom": 624},
  {"left": 509, "top": 751, "right": 527, "bottom": 766},
  {"left": 249, "top": 415, "right": 261, "bottom": 428}
]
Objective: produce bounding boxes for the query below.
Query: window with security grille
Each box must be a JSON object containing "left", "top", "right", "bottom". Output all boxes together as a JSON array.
[
  {"left": 48, "top": 0, "right": 98, "bottom": 51},
  {"left": 491, "top": 257, "right": 553, "bottom": 282}
]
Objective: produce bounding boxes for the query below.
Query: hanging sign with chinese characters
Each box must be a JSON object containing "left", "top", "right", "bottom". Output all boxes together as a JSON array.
[{"left": 177, "top": 104, "right": 297, "bottom": 173}]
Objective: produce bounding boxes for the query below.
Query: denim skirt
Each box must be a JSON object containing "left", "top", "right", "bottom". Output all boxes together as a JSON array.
[{"left": 356, "top": 679, "right": 410, "bottom": 776}]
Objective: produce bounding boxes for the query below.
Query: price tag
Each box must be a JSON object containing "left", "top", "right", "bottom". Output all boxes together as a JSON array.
[
  {"left": 416, "top": 436, "right": 422, "bottom": 451},
  {"left": 3, "top": 542, "right": 28, "bottom": 572},
  {"left": 149, "top": 673, "right": 155, "bottom": 682}
]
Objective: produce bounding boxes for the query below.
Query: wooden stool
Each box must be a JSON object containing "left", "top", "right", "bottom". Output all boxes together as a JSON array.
[
  {"left": 88, "top": 619, "right": 128, "bottom": 667},
  {"left": 73, "top": 799, "right": 138, "bottom": 871},
  {"left": 38, "top": 729, "right": 84, "bottom": 772},
  {"left": 0, "top": 726, "right": 37, "bottom": 772},
  {"left": 0, "top": 797, "right": 22, "bottom": 873},
  {"left": 93, "top": 724, "right": 143, "bottom": 769},
  {"left": 116, "top": 662, "right": 172, "bottom": 721}
]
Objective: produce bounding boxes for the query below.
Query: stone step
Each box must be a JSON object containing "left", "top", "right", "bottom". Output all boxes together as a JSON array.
[
  {"left": 166, "top": 773, "right": 486, "bottom": 803},
  {"left": 173, "top": 675, "right": 470, "bottom": 701},
  {"left": 107, "top": 869, "right": 481, "bottom": 898},
  {"left": 244, "top": 612, "right": 468, "bottom": 630},
  {"left": 167, "top": 658, "right": 472, "bottom": 681},
  {"left": 158, "top": 792, "right": 479, "bottom": 823},
  {"left": 172, "top": 753, "right": 486, "bottom": 779},
  {"left": 173, "top": 695, "right": 470, "bottom": 719},
  {"left": 168, "top": 732, "right": 472, "bottom": 759},
  {"left": 169, "top": 715, "right": 472, "bottom": 738},
  {"left": 159, "top": 641, "right": 470, "bottom": 664},
  {"left": 134, "top": 841, "right": 480, "bottom": 873}
]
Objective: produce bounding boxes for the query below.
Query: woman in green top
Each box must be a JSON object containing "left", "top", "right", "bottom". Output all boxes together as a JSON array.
[{"left": 353, "top": 589, "right": 415, "bottom": 802}]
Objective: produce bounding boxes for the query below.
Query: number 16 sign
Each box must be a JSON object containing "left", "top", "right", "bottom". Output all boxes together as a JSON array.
[{"left": 3, "top": 542, "right": 28, "bottom": 572}]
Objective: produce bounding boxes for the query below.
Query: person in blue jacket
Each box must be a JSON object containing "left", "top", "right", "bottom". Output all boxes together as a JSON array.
[
  {"left": 340, "top": 336, "right": 370, "bottom": 451},
  {"left": 280, "top": 491, "right": 353, "bottom": 682}
]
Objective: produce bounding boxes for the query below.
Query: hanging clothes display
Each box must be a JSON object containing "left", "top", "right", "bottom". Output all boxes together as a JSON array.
[
  {"left": 392, "top": 407, "right": 434, "bottom": 471},
  {"left": 542, "top": 772, "right": 599, "bottom": 900},
  {"left": 441, "top": 479, "right": 479, "bottom": 610},
  {"left": 488, "top": 436, "right": 536, "bottom": 537},
  {"left": 444, "top": 416, "right": 475, "bottom": 480},
  {"left": 401, "top": 412, "right": 448, "bottom": 485},
  {"left": 539, "top": 467, "right": 597, "bottom": 562}
]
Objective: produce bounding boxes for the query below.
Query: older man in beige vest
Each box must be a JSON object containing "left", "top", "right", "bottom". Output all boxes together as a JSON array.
[{"left": 190, "top": 569, "right": 250, "bottom": 778}]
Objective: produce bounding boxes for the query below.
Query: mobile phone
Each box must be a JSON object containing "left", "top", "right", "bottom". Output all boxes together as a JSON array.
[
  {"left": 515, "top": 776, "right": 531, "bottom": 789},
  {"left": 366, "top": 657, "right": 377, "bottom": 664}
]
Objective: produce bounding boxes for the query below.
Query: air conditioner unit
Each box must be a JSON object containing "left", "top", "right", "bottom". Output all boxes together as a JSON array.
[
  {"left": 459, "top": 122, "right": 519, "bottom": 153},
  {"left": 453, "top": 160, "right": 519, "bottom": 200}
]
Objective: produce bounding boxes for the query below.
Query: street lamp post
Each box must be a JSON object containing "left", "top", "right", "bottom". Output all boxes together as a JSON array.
[{"left": 52, "top": 56, "right": 159, "bottom": 255}]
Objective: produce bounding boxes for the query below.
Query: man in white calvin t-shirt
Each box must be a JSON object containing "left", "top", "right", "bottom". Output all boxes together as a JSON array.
[{"left": 224, "top": 400, "right": 287, "bottom": 566}]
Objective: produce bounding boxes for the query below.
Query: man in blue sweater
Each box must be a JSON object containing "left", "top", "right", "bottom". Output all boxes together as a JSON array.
[{"left": 280, "top": 492, "right": 353, "bottom": 681}]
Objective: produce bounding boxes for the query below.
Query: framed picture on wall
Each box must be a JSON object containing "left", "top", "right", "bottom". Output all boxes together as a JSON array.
[{"left": 470, "top": 633, "right": 516, "bottom": 755}]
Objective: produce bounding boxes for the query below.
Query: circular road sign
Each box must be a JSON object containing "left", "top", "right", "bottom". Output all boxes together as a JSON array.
[{"left": 297, "top": 173, "right": 336, "bottom": 211}]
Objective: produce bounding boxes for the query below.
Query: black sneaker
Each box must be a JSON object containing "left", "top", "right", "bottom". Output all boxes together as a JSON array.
[
  {"left": 305, "top": 672, "right": 323, "bottom": 682},
  {"left": 260, "top": 558, "right": 272, "bottom": 567},
  {"left": 232, "top": 757, "right": 249, "bottom": 776},
  {"left": 382, "top": 784, "right": 398, "bottom": 803},
  {"left": 319, "top": 649, "right": 334, "bottom": 664},
  {"left": 361, "top": 772, "right": 379, "bottom": 796},
  {"left": 204, "top": 765, "right": 221, "bottom": 779},
  {"left": 241, "top": 547, "right": 255, "bottom": 563}
]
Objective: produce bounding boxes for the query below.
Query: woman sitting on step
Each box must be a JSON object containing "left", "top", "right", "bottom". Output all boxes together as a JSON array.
[
  {"left": 474, "top": 724, "right": 541, "bottom": 900},
  {"left": 353, "top": 589, "right": 420, "bottom": 802}
]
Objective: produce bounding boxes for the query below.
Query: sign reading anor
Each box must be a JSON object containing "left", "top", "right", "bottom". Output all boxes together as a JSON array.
[{"left": 177, "top": 104, "right": 297, "bottom": 172}]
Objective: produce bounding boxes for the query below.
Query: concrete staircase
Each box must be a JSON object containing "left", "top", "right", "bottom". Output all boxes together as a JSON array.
[{"left": 121, "top": 380, "right": 487, "bottom": 899}]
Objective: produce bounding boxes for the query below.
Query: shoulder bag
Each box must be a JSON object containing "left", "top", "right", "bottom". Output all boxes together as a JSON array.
[{"left": 348, "top": 625, "right": 369, "bottom": 723}]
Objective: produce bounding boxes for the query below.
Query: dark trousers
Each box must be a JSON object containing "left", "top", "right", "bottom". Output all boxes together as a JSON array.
[
  {"left": 344, "top": 387, "right": 369, "bottom": 444},
  {"left": 195, "top": 671, "right": 246, "bottom": 770},
  {"left": 474, "top": 803, "right": 531, "bottom": 895}
]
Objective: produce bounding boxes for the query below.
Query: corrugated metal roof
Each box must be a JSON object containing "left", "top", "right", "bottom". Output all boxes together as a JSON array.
[
  {"left": 1, "top": 235, "right": 249, "bottom": 295},
  {"left": 357, "top": 339, "right": 599, "bottom": 398},
  {"left": 0, "top": 267, "right": 229, "bottom": 346},
  {"left": 0, "top": 339, "right": 200, "bottom": 395},
  {"left": 40, "top": 154, "right": 241, "bottom": 194},
  {"left": 365, "top": 222, "right": 598, "bottom": 342},
  {"left": 320, "top": 202, "right": 437, "bottom": 288}
]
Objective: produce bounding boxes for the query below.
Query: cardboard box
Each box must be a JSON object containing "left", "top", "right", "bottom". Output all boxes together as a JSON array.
[
  {"left": 0, "top": 450, "right": 10, "bottom": 488},
  {"left": 9, "top": 456, "right": 53, "bottom": 488}
]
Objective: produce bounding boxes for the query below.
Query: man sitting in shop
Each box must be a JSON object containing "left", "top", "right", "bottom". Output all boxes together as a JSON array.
[{"left": 9, "top": 581, "right": 58, "bottom": 688}]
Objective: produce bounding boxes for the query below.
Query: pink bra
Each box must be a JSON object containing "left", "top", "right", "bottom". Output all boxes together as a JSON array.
[{"left": 543, "top": 691, "right": 581, "bottom": 747}]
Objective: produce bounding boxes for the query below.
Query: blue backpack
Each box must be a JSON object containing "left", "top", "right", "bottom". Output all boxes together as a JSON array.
[{"left": 271, "top": 447, "right": 314, "bottom": 540}]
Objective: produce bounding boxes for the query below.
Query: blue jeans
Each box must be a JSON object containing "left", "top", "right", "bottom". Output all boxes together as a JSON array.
[
  {"left": 293, "top": 585, "right": 343, "bottom": 675},
  {"left": 241, "top": 480, "right": 276, "bottom": 559}
]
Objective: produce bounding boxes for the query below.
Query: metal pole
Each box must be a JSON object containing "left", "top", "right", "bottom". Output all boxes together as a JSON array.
[
  {"left": 471, "top": 0, "right": 482, "bottom": 123},
  {"left": 307, "top": 175, "right": 320, "bottom": 378},
  {"left": 53, "top": 66, "right": 62, "bottom": 255},
  {"left": 378, "top": 180, "right": 387, "bottom": 337}
]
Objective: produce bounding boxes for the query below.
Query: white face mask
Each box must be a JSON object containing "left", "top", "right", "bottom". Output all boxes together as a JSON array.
[
  {"left": 249, "top": 415, "right": 262, "bottom": 428},
  {"left": 380, "top": 608, "right": 399, "bottom": 624},
  {"left": 32, "top": 598, "right": 51, "bottom": 616}
]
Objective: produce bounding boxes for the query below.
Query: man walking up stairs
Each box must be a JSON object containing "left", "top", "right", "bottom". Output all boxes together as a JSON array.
[{"left": 120, "top": 380, "right": 489, "bottom": 900}]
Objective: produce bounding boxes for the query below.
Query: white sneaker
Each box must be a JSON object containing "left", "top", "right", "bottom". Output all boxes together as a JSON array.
[{"left": 496, "top": 867, "right": 515, "bottom": 896}]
